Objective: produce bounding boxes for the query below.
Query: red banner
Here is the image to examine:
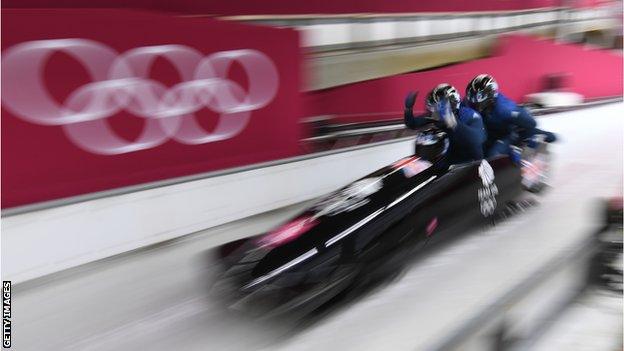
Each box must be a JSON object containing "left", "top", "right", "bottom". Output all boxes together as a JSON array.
[
  {"left": 5, "top": 0, "right": 610, "bottom": 14},
  {"left": 306, "top": 35, "right": 623, "bottom": 124},
  {"left": 1, "top": 9, "right": 303, "bottom": 208}
]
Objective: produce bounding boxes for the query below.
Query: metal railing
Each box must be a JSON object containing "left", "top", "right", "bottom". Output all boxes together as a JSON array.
[{"left": 224, "top": 6, "right": 616, "bottom": 52}]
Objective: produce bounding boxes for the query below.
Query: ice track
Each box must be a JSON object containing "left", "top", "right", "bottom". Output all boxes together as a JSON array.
[{"left": 11, "top": 103, "right": 623, "bottom": 351}]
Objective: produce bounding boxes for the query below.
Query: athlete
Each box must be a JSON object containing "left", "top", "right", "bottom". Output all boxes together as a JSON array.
[
  {"left": 465, "top": 74, "right": 556, "bottom": 158},
  {"left": 404, "top": 84, "right": 486, "bottom": 165}
]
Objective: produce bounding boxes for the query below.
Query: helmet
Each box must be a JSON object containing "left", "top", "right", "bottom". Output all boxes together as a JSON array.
[
  {"left": 425, "top": 84, "right": 461, "bottom": 113},
  {"left": 414, "top": 128, "right": 448, "bottom": 162},
  {"left": 466, "top": 74, "right": 499, "bottom": 109}
]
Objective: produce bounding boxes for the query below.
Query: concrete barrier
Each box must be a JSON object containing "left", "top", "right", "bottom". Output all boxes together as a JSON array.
[{"left": 1, "top": 138, "right": 414, "bottom": 284}]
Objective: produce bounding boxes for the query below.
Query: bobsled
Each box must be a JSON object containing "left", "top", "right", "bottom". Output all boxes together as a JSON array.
[{"left": 212, "top": 127, "right": 551, "bottom": 318}]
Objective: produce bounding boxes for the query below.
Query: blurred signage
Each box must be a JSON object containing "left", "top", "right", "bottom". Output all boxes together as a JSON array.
[
  {"left": 1, "top": 9, "right": 303, "bottom": 208},
  {"left": 2, "top": 40, "right": 279, "bottom": 155}
]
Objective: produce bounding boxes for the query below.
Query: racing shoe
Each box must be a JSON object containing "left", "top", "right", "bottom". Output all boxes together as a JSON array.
[{"left": 521, "top": 140, "right": 551, "bottom": 193}]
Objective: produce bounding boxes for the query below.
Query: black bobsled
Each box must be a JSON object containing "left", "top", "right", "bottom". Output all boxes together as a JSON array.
[{"left": 212, "top": 126, "right": 550, "bottom": 318}]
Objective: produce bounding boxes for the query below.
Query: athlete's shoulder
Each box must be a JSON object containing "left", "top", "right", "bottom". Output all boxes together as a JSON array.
[
  {"left": 458, "top": 105, "right": 481, "bottom": 120},
  {"left": 493, "top": 93, "right": 519, "bottom": 117},
  {"left": 495, "top": 93, "right": 518, "bottom": 108}
]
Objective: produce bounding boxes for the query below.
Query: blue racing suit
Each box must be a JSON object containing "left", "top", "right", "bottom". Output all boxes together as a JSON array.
[
  {"left": 465, "top": 93, "right": 557, "bottom": 158},
  {"left": 404, "top": 104, "right": 486, "bottom": 165}
]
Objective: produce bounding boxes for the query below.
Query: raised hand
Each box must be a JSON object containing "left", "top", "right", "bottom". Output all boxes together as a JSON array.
[
  {"left": 436, "top": 99, "right": 457, "bottom": 129},
  {"left": 404, "top": 91, "right": 418, "bottom": 109}
]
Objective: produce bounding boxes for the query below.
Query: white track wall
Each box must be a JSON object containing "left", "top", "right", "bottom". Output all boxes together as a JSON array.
[
  {"left": 2, "top": 140, "right": 414, "bottom": 284},
  {"left": 292, "top": 8, "right": 610, "bottom": 48}
]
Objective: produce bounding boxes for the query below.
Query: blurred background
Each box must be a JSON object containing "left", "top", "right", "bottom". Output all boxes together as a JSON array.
[{"left": 1, "top": 1, "right": 623, "bottom": 350}]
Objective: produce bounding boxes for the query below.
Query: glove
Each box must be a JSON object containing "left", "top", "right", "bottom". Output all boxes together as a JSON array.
[
  {"left": 404, "top": 91, "right": 417, "bottom": 109},
  {"left": 510, "top": 145, "right": 522, "bottom": 165},
  {"left": 436, "top": 99, "right": 457, "bottom": 129},
  {"left": 527, "top": 134, "right": 546, "bottom": 149}
]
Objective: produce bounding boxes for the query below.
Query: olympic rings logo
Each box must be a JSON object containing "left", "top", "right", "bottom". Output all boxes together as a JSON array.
[{"left": 1, "top": 39, "right": 279, "bottom": 155}]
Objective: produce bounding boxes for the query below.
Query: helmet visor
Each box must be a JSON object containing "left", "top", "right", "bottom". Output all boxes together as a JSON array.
[{"left": 474, "top": 91, "right": 488, "bottom": 102}]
